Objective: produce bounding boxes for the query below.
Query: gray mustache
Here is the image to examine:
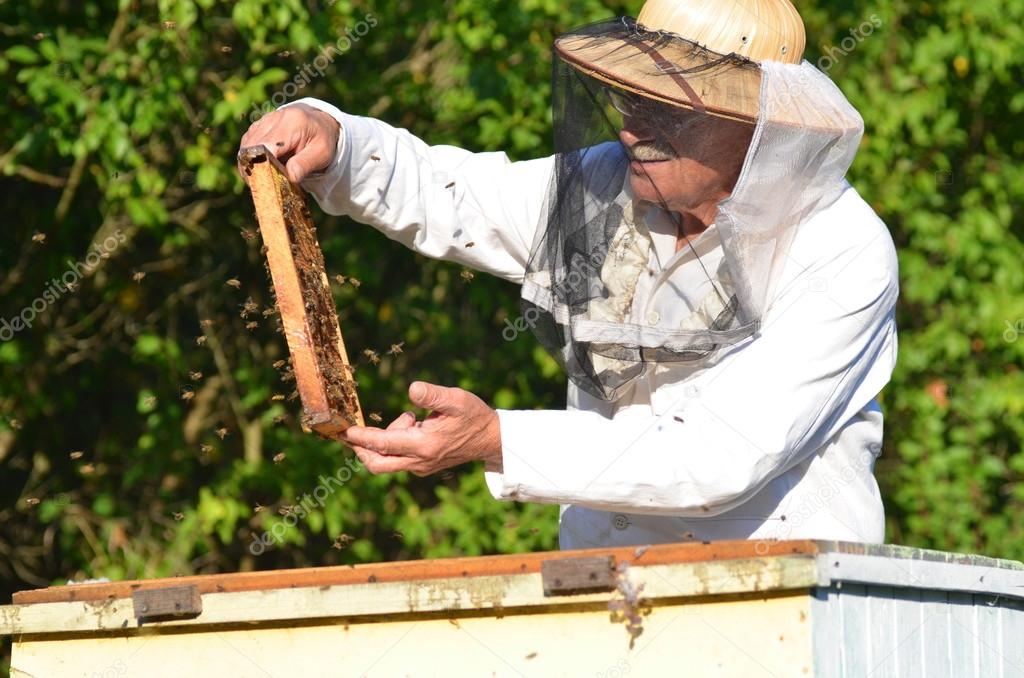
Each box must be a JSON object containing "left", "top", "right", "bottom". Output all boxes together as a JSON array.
[{"left": 627, "top": 141, "right": 676, "bottom": 162}]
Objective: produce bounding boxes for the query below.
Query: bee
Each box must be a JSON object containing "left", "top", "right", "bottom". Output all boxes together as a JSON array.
[
  {"left": 460, "top": 270, "right": 475, "bottom": 282},
  {"left": 215, "top": 427, "right": 229, "bottom": 439},
  {"left": 226, "top": 278, "right": 242, "bottom": 289},
  {"left": 280, "top": 369, "right": 295, "bottom": 382},
  {"left": 9, "top": 419, "right": 23, "bottom": 430},
  {"left": 445, "top": 181, "right": 455, "bottom": 189},
  {"left": 368, "top": 412, "right": 382, "bottom": 423},
  {"left": 200, "top": 319, "right": 214, "bottom": 328},
  {"left": 80, "top": 463, "right": 95, "bottom": 475},
  {"left": 273, "top": 359, "right": 288, "bottom": 369},
  {"left": 131, "top": 271, "right": 146, "bottom": 282},
  {"left": 277, "top": 50, "right": 292, "bottom": 58},
  {"left": 369, "top": 155, "right": 380, "bottom": 162},
  {"left": 334, "top": 274, "right": 346, "bottom": 285},
  {"left": 332, "top": 533, "right": 353, "bottom": 549},
  {"left": 272, "top": 414, "right": 287, "bottom": 425},
  {"left": 181, "top": 388, "right": 195, "bottom": 402},
  {"left": 253, "top": 503, "right": 264, "bottom": 513},
  {"left": 195, "top": 335, "right": 207, "bottom": 346},
  {"left": 391, "top": 530, "right": 404, "bottom": 540},
  {"left": 279, "top": 504, "right": 296, "bottom": 516},
  {"left": 245, "top": 321, "right": 259, "bottom": 330},
  {"left": 240, "top": 229, "right": 257, "bottom": 242},
  {"left": 271, "top": 394, "right": 285, "bottom": 401},
  {"left": 362, "top": 349, "right": 380, "bottom": 365},
  {"left": 162, "top": 20, "right": 176, "bottom": 30},
  {"left": 65, "top": 281, "right": 78, "bottom": 292},
  {"left": 240, "top": 298, "right": 258, "bottom": 318},
  {"left": 261, "top": 306, "right": 277, "bottom": 317},
  {"left": 348, "top": 277, "right": 361, "bottom": 288},
  {"left": 287, "top": 390, "right": 299, "bottom": 401},
  {"left": 26, "top": 497, "right": 40, "bottom": 506},
  {"left": 69, "top": 450, "right": 84, "bottom": 460},
  {"left": 143, "top": 395, "right": 157, "bottom": 407},
  {"left": 525, "top": 652, "right": 538, "bottom": 661},
  {"left": 220, "top": 45, "right": 232, "bottom": 53},
  {"left": 387, "top": 342, "right": 404, "bottom": 355},
  {"left": 173, "top": 511, "right": 185, "bottom": 521},
  {"left": 31, "top": 232, "right": 46, "bottom": 243},
  {"left": 200, "top": 443, "right": 213, "bottom": 454},
  {"left": 273, "top": 452, "right": 286, "bottom": 464},
  {"left": 33, "top": 32, "right": 45, "bottom": 40},
  {"left": 189, "top": 371, "right": 203, "bottom": 381},
  {"left": 464, "top": 241, "right": 475, "bottom": 248},
  {"left": 440, "top": 470, "right": 455, "bottom": 481}
]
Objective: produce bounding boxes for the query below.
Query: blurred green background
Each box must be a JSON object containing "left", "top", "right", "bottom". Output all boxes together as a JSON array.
[{"left": 1, "top": 0, "right": 1022, "bottom": 670}]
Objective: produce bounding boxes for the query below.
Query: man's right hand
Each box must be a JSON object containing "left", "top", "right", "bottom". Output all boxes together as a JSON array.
[{"left": 238, "top": 103, "right": 341, "bottom": 185}]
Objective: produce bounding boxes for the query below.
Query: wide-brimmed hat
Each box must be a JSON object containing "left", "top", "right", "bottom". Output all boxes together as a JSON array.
[{"left": 554, "top": 0, "right": 806, "bottom": 123}]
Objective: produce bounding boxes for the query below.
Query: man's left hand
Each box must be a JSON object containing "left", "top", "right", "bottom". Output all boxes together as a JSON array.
[{"left": 341, "top": 381, "right": 502, "bottom": 476}]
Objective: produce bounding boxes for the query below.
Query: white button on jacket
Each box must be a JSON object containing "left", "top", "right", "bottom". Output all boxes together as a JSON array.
[{"left": 289, "top": 98, "right": 900, "bottom": 550}]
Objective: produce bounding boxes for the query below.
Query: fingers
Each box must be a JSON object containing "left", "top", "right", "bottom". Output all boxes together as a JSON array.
[
  {"left": 343, "top": 425, "right": 423, "bottom": 457},
  {"left": 350, "top": 445, "right": 416, "bottom": 474},
  {"left": 408, "top": 381, "right": 463, "bottom": 414}
]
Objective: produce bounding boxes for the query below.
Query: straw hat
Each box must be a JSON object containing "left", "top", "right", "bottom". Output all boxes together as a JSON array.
[{"left": 555, "top": 0, "right": 806, "bottom": 123}]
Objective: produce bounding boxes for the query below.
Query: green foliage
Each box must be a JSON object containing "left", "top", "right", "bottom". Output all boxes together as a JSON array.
[{"left": 0, "top": 0, "right": 1021, "bottom": 652}]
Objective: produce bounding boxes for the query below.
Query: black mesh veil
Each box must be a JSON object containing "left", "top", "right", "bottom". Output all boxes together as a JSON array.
[{"left": 522, "top": 18, "right": 864, "bottom": 402}]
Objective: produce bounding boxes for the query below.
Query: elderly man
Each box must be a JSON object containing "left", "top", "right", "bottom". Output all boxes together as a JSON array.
[{"left": 239, "top": 0, "right": 898, "bottom": 549}]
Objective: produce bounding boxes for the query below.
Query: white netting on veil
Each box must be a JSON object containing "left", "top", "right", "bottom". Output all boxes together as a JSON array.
[{"left": 523, "top": 18, "right": 864, "bottom": 401}]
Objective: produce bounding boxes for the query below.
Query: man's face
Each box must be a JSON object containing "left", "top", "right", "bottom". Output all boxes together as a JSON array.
[{"left": 613, "top": 91, "right": 754, "bottom": 212}]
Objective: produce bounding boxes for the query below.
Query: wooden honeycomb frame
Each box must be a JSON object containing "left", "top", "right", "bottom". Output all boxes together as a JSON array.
[{"left": 239, "top": 144, "right": 363, "bottom": 435}]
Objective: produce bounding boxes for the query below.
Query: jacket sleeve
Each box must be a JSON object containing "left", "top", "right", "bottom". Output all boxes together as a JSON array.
[
  {"left": 283, "top": 97, "right": 553, "bottom": 284},
  {"left": 485, "top": 200, "right": 900, "bottom": 516}
]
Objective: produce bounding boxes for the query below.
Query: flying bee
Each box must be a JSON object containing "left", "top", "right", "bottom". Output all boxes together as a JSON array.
[
  {"left": 220, "top": 45, "right": 232, "bottom": 53},
  {"left": 196, "top": 335, "right": 207, "bottom": 346},
  {"left": 271, "top": 394, "right": 285, "bottom": 402},
  {"left": 162, "top": 20, "right": 176, "bottom": 29},
  {"left": 460, "top": 270, "right": 475, "bottom": 282},
  {"left": 369, "top": 155, "right": 380, "bottom": 162},
  {"left": 253, "top": 503, "right": 264, "bottom": 513},
  {"left": 69, "top": 450, "right": 84, "bottom": 460},
  {"left": 189, "top": 371, "right": 203, "bottom": 381},
  {"left": 26, "top": 497, "right": 40, "bottom": 506},
  {"left": 132, "top": 271, "right": 146, "bottom": 282},
  {"left": 445, "top": 181, "right": 455, "bottom": 189},
  {"left": 440, "top": 470, "right": 455, "bottom": 481},
  {"left": 262, "top": 306, "right": 277, "bottom": 317},
  {"left": 280, "top": 369, "right": 295, "bottom": 382},
  {"left": 200, "top": 443, "right": 213, "bottom": 454},
  {"left": 272, "top": 414, "right": 287, "bottom": 425},
  {"left": 348, "top": 277, "right": 361, "bottom": 288},
  {"left": 279, "top": 504, "right": 296, "bottom": 516},
  {"left": 173, "top": 512, "right": 185, "bottom": 521},
  {"left": 464, "top": 241, "right": 475, "bottom": 248},
  {"left": 332, "top": 533, "right": 353, "bottom": 549},
  {"left": 246, "top": 321, "right": 259, "bottom": 330},
  {"left": 273, "top": 359, "right": 288, "bottom": 369},
  {"left": 391, "top": 530, "right": 404, "bottom": 540},
  {"left": 273, "top": 452, "right": 286, "bottom": 464},
  {"left": 368, "top": 412, "right": 382, "bottom": 423},
  {"left": 226, "top": 278, "right": 242, "bottom": 289},
  {"left": 334, "top": 274, "right": 346, "bottom": 285},
  {"left": 9, "top": 419, "right": 23, "bottom": 430},
  {"left": 200, "top": 319, "right": 214, "bottom": 328},
  {"left": 387, "top": 342, "right": 404, "bottom": 355},
  {"left": 80, "top": 463, "right": 95, "bottom": 474},
  {"left": 287, "top": 390, "right": 299, "bottom": 401},
  {"left": 363, "top": 349, "right": 380, "bottom": 365},
  {"left": 215, "top": 427, "right": 229, "bottom": 439},
  {"left": 240, "top": 229, "right": 257, "bottom": 242},
  {"left": 31, "top": 232, "right": 46, "bottom": 243},
  {"left": 277, "top": 50, "right": 292, "bottom": 58},
  {"left": 181, "top": 388, "right": 195, "bottom": 402},
  {"left": 240, "top": 297, "right": 258, "bottom": 318}
]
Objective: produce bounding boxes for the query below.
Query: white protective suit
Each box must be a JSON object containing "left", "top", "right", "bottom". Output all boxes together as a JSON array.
[{"left": 288, "top": 96, "right": 899, "bottom": 550}]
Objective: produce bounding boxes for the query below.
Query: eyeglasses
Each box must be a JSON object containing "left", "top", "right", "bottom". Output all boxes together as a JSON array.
[{"left": 607, "top": 88, "right": 678, "bottom": 119}]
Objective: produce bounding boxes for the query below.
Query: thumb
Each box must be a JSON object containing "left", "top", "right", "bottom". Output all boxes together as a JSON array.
[
  {"left": 284, "top": 143, "right": 329, "bottom": 184},
  {"left": 409, "top": 381, "right": 461, "bottom": 414}
]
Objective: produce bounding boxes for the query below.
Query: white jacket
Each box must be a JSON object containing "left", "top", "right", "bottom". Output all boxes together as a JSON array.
[{"left": 291, "top": 98, "right": 899, "bottom": 549}]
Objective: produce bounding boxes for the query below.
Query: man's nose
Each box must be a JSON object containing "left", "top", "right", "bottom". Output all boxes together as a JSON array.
[{"left": 619, "top": 123, "right": 653, "bottom": 146}]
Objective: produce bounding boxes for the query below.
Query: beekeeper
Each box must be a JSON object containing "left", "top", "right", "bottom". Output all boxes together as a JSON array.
[{"left": 239, "top": 0, "right": 898, "bottom": 549}]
